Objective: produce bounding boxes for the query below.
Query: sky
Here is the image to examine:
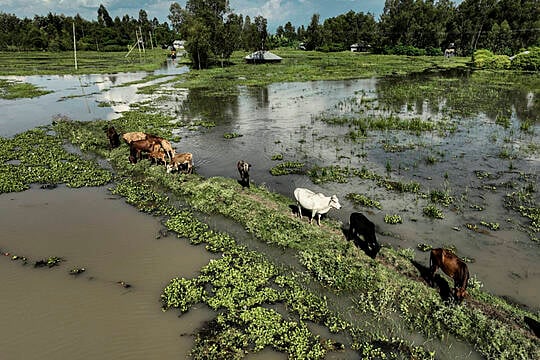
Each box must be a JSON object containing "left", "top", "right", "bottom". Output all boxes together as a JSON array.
[{"left": 2, "top": 0, "right": 391, "bottom": 32}]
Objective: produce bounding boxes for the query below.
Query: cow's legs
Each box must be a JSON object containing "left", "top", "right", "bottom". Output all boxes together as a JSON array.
[
  {"left": 297, "top": 203, "right": 303, "bottom": 219},
  {"left": 429, "top": 254, "right": 438, "bottom": 287},
  {"left": 347, "top": 226, "right": 354, "bottom": 241},
  {"left": 316, "top": 213, "right": 321, "bottom": 226}
]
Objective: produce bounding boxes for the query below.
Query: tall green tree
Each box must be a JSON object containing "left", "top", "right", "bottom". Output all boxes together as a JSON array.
[
  {"left": 455, "top": 0, "right": 497, "bottom": 58},
  {"left": 168, "top": 2, "right": 186, "bottom": 37},
  {"left": 242, "top": 15, "right": 258, "bottom": 51},
  {"left": 253, "top": 15, "right": 268, "bottom": 50},
  {"left": 304, "top": 14, "right": 322, "bottom": 50},
  {"left": 97, "top": 4, "right": 113, "bottom": 27},
  {"left": 184, "top": 19, "right": 211, "bottom": 69}
]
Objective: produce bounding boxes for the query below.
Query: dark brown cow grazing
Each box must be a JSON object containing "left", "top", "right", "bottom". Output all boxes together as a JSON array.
[
  {"left": 347, "top": 212, "right": 380, "bottom": 259},
  {"left": 128, "top": 138, "right": 160, "bottom": 164},
  {"left": 237, "top": 160, "right": 251, "bottom": 188},
  {"left": 106, "top": 126, "right": 120, "bottom": 149},
  {"left": 429, "top": 248, "right": 469, "bottom": 303}
]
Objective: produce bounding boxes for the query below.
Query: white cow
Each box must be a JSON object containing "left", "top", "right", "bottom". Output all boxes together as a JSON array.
[{"left": 294, "top": 187, "right": 341, "bottom": 226}]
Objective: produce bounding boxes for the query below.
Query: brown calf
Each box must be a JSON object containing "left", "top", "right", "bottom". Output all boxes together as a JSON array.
[
  {"left": 429, "top": 248, "right": 469, "bottom": 303},
  {"left": 166, "top": 152, "right": 193, "bottom": 174},
  {"left": 149, "top": 148, "right": 167, "bottom": 165}
]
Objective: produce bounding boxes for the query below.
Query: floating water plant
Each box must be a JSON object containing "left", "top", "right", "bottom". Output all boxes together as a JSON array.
[
  {"left": 480, "top": 221, "right": 500, "bottom": 231},
  {"left": 423, "top": 204, "right": 444, "bottom": 219},
  {"left": 69, "top": 267, "right": 86, "bottom": 275},
  {"left": 346, "top": 193, "right": 382, "bottom": 209},
  {"left": 34, "top": 256, "right": 64, "bottom": 268},
  {"left": 429, "top": 189, "right": 454, "bottom": 207},
  {"left": 417, "top": 243, "right": 433, "bottom": 252},
  {"left": 270, "top": 161, "right": 305, "bottom": 176},
  {"left": 223, "top": 132, "right": 242, "bottom": 139},
  {"left": 308, "top": 165, "right": 351, "bottom": 184},
  {"left": 384, "top": 214, "right": 403, "bottom": 224},
  {"left": 0, "top": 79, "right": 52, "bottom": 99}
]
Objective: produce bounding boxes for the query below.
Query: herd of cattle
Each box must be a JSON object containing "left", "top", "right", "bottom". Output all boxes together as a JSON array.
[
  {"left": 106, "top": 126, "right": 194, "bottom": 174},
  {"left": 106, "top": 125, "right": 470, "bottom": 304}
]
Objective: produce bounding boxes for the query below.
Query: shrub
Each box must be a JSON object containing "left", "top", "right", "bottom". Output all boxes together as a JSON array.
[
  {"left": 386, "top": 45, "right": 426, "bottom": 56},
  {"left": 510, "top": 47, "right": 540, "bottom": 71},
  {"left": 474, "top": 49, "right": 510, "bottom": 69}
]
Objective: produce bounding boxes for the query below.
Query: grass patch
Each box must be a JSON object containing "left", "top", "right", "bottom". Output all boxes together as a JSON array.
[
  {"left": 0, "top": 79, "right": 52, "bottom": 99},
  {"left": 0, "top": 49, "right": 169, "bottom": 76}
]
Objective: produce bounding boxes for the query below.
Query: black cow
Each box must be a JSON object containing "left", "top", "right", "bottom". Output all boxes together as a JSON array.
[
  {"left": 347, "top": 212, "right": 380, "bottom": 259},
  {"left": 237, "top": 160, "right": 251, "bottom": 188},
  {"left": 105, "top": 126, "right": 120, "bottom": 149}
]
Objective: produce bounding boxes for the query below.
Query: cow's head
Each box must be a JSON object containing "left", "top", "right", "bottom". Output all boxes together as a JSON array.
[
  {"left": 455, "top": 287, "right": 468, "bottom": 302},
  {"left": 166, "top": 163, "right": 177, "bottom": 173},
  {"left": 330, "top": 195, "right": 341, "bottom": 209}
]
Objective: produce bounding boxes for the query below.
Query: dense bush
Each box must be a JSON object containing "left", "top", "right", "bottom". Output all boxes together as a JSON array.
[
  {"left": 474, "top": 49, "right": 511, "bottom": 69},
  {"left": 474, "top": 47, "right": 540, "bottom": 70},
  {"left": 426, "top": 47, "right": 443, "bottom": 56},
  {"left": 384, "top": 45, "right": 426, "bottom": 56},
  {"left": 510, "top": 47, "right": 540, "bottom": 71}
]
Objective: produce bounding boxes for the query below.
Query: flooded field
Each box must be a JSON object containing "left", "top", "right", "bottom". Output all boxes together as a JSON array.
[{"left": 0, "top": 63, "right": 538, "bottom": 358}]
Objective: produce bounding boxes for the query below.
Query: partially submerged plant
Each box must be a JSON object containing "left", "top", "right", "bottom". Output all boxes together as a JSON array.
[
  {"left": 423, "top": 204, "right": 444, "bottom": 219},
  {"left": 384, "top": 214, "right": 403, "bottom": 224}
]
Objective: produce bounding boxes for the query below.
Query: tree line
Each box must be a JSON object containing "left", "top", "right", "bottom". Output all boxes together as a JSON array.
[{"left": 0, "top": 0, "right": 538, "bottom": 67}]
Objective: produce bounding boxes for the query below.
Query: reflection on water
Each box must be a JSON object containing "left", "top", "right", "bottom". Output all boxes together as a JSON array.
[{"left": 0, "top": 62, "right": 188, "bottom": 137}]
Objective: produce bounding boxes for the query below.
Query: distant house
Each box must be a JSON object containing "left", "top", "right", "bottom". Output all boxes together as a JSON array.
[
  {"left": 350, "top": 43, "right": 370, "bottom": 52},
  {"left": 173, "top": 40, "right": 185, "bottom": 50},
  {"left": 245, "top": 51, "right": 282, "bottom": 64}
]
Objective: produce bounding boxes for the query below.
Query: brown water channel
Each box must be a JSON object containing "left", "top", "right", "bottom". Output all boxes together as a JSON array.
[
  {"left": 1, "top": 67, "right": 539, "bottom": 358},
  {"left": 0, "top": 186, "right": 216, "bottom": 359}
]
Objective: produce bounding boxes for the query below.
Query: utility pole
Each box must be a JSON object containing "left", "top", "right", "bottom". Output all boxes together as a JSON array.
[
  {"left": 149, "top": 31, "right": 154, "bottom": 49},
  {"left": 72, "top": 22, "right": 78, "bottom": 70}
]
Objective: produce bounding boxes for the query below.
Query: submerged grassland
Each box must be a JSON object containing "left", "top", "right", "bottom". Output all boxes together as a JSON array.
[
  {"left": 0, "top": 48, "right": 168, "bottom": 76},
  {"left": 156, "top": 49, "right": 470, "bottom": 97},
  {"left": 1, "top": 51, "right": 539, "bottom": 358},
  {"left": 0, "top": 79, "right": 53, "bottom": 99}
]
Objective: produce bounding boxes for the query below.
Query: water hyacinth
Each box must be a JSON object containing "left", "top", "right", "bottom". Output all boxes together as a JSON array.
[{"left": 0, "top": 128, "right": 111, "bottom": 193}]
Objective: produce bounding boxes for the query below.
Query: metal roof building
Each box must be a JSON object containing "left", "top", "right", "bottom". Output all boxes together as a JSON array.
[{"left": 245, "top": 51, "right": 282, "bottom": 63}]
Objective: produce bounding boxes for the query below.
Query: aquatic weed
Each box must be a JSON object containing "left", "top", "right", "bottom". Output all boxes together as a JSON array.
[{"left": 423, "top": 204, "right": 444, "bottom": 219}]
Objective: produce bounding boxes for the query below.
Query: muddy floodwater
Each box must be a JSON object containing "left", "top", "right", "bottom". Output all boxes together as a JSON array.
[
  {"left": 0, "top": 186, "right": 216, "bottom": 359},
  {"left": 1, "top": 63, "right": 539, "bottom": 358}
]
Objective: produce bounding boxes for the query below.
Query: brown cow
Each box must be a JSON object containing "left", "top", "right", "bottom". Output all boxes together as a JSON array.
[
  {"left": 166, "top": 152, "right": 193, "bottom": 174},
  {"left": 128, "top": 138, "right": 160, "bottom": 164},
  {"left": 142, "top": 134, "right": 175, "bottom": 161},
  {"left": 122, "top": 131, "right": 147, "bottom": 144},
  {"left": 429, "top": 248, "right": 469, "bottom": 303}
]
